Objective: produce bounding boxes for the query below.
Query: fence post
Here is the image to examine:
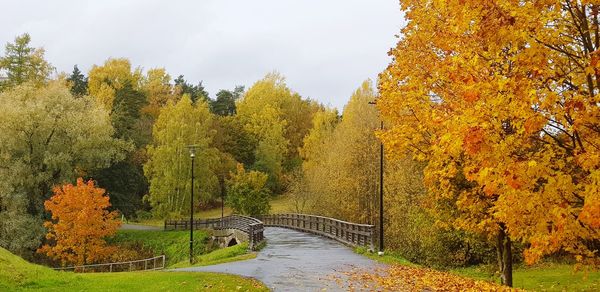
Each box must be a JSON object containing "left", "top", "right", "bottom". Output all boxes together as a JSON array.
[
  {"left": 370, "top": 225, "right": 375, "bottom": 252},
  {"left": 110, "top": 263, "right": 113, "bottom": 272},
  {"left": 248, "top": 224, "right": 255, "bottom": 250},
  {"left": 317, "top": 217, "right": 321, "bottom": 232}
]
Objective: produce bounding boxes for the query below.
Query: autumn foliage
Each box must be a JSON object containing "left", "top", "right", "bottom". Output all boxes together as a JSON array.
[
  {"left": 379, "top": 0, "right": 600, "bottom": 285},
  {"left": 342, "top": 265, "right": 515, "bottom": 292},
  {"left": 37, "top": 178, "right": 121, "bottom": 266}
]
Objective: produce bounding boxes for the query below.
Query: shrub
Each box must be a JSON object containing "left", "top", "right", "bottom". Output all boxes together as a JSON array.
[
  {"left": 383, "top": 159, "right": 497, "bottom": 268},
  {"left": 226, "top": 164, "right": 271, "bottom": 216},
  {"left": 134, "top": 210, "right": 153, "bottom": 221}
]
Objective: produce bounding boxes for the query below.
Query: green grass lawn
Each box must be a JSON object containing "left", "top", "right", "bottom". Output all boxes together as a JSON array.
[
  {"left": 354, "top": 247, "right": 416, "bottom": 266},
  {"left": 109, "top": 229, "right": 259, "bottom": 269},
  {"left": 451, "top": 262, "right": 600, "bottom": 291},
  {"left": 269, "top": 194, "right": 297, "bottom": 213},
  {"left": 133, "top": 194, "right": 296, "bottom": 226},
  {"left": 358, "top": 248, "right": 600, "bottom": 291},
  {"left": 108, "top": 229, "right": 213, "bottom": 266},
  {"left": 0, "top": 246, "right": 267, "bottom": 291},
  {"left": 195, "top": 194, "right": 297, "bottom": 218},
  {"left": 170, "top": 242, "right": 256, "bottom": 268}
]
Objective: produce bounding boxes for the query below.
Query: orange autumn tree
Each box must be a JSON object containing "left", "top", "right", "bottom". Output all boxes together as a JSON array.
[
  {"left": 379, "top": 0, "right": 600, "bottom": 286},
  {"left": 38, "top": 178, "right": 121, "bottom": 266}
]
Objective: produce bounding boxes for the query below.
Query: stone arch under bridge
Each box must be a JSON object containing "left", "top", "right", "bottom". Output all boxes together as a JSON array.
[{"left": 212, "top": 228, "right": 246, "bottom": 248}]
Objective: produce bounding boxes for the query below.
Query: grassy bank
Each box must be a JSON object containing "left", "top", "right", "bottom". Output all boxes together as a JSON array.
[
  {"left": 357, "top": 248, "right": 600, "bottom": 291},
  {"left": 108, "top": 229, "right": 212, "bottom": 266},
  {"left": 452, "top": 262, "right": 600, "bottom": 291},
  {"left": 170, "top": 242, "right": 256, "bottom": 268},
  {"left": 109, "top": 229, "right": 258, "bottom": 268},
  {"left": 0, "top": 246, "right": 267, "bottom": 291}
]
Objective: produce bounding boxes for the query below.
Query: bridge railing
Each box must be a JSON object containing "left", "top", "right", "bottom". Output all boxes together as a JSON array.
[
  {"left": 260, "top": 213, "right": 374, "bottom": 251},
  {"left": 164, "top": 215, "right": 264, "bottom": 250},
  {"left": 53, "top": 255, "right": 166, "bottom": 273}
]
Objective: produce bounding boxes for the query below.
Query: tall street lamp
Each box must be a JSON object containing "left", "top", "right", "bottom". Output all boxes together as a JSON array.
[
  {"left": 377, "top": 120, "right": 384, "bottom": 256},
  {"left": 187, "top": 144, "right": 198, "bottom": 264},
  {"left": 219, "top": 176, "right": 225, "bottom": 228},
  {"left": 369, "top": 101, "right": 385, "bottom": 256}
]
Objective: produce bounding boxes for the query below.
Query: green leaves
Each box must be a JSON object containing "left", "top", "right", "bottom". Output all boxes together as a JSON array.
[
  {"left": 0, "top": 81, "right": 129, "bottom": 256},
  {"left": 226, "top": 164, "right": 271, "bottom": 216},
  {"left": 67, "top": 65, "right": 88, "bottom": 97},
  {"left": 144, "top": 95, "right": 220, "bottom": 217},
  {"left": 88, "top": 58, "right": 143, "bottom": 111},
  {"left": 0, "top": 33, "right": 53, "bottom": 89},
  {"left": 237, "top": 73, "right": 318, "bottom": 193},
  {"left": 210, "top": 86, "right": 243, "bottom": 116}
]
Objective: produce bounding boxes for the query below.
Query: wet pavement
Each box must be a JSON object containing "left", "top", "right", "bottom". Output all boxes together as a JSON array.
[{"left": 173, "top": 227, "right": 384, "bottom": 291}]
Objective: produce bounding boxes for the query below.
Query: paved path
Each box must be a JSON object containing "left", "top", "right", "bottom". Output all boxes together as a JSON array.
[
  {"left": 174, "top": 227, "right": 383, "bottom": 291},
  {"left": 120, "top": 223, "right": 161, "bottom": 231}
]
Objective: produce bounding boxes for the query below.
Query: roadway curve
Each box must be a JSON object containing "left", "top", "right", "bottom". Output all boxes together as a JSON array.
[{"left": 174, "top": 227, "right": 384, "bottom": 291}]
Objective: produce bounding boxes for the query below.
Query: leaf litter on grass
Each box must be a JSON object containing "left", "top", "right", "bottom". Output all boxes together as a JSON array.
[{"left": 333, "top": 264, "right": 520, "bottom": 291}]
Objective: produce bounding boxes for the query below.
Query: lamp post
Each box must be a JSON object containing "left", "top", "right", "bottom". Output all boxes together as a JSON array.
[
  {"left": 187, "top": 145, "right": 198, "bottom": 264},
  {"left": 220, "top": 176, "right": 225, "bottom": 227},
  {"left": 377, "top": 120, "right": 384, "bottom": 256},
  {"left": 369, "top": 101, "right": 385, "bottom": 256}
]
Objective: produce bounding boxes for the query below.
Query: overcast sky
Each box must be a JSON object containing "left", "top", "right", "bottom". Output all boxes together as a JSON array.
[{"left": 1, "top": 0, "right": 404, "bottom": 110}]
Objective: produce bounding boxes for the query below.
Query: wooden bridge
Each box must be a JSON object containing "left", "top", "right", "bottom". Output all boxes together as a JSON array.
[
  {"left": 164, "top": 213, "right": 375, "bottom": 252},
  {"left": 165, "top": 214, "right": 265, "bottom": 250}
]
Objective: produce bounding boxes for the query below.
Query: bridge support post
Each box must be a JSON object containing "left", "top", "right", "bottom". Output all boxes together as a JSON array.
[
  {"left": 248, "top": 224, "right": 255, "bottom": 250},
  {"left": 369, "top": 226, "right": 375, "bottom": 252}
]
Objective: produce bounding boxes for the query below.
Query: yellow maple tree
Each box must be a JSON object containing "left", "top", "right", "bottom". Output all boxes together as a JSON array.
[
  {"left": 379, "top": 0, "right": 600, "bottom": 286},
  {"left": 88, "top": 58, "right": 142, "bottom": 111}
]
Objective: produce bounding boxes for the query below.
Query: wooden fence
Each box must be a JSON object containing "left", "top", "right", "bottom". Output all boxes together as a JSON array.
[
  {"left": 53, "top": 255, "right": 166, "bottom": 273},
  {"left": 164, "top": 217, "right": 223, "bottom": 230},
  {"left": 164, "top": 215, "right": 264, "bottom": 250},
  {"left": 260, "top": 214, "right": 374, "bottom": 250}
]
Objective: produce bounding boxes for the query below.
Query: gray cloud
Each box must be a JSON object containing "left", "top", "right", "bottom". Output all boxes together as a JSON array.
[{"left": 1, "top": 0, "right": 403, "bottom": 110}]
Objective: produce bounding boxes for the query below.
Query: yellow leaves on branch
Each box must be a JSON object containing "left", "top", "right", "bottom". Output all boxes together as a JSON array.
[
  {"left": 37, "top": 178, "right": 121, "bottom": 266},
  {"left": 463, "top": 88, "right": 480, "bottom": 103},
  {"left": 88, "top": 58, "right": 142, "bottom": 111},
  {"left": 379, "top": 0, "right": 600, "bottom": 266},
  {"left": 580, "top": 192, "right": 600, "bottom": 229},
  {"left": 462, "top": 126, "right": 486, "bottom": 155}
]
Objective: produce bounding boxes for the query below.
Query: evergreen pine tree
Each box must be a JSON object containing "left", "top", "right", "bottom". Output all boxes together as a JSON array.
[{"left": 67, "top": 65, "right": 88, "bottom": 97}]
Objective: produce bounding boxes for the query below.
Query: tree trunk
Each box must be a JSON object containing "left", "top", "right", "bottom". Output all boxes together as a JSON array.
[{"left": 496, "top": 224, "right": 513, "bottom": 287}]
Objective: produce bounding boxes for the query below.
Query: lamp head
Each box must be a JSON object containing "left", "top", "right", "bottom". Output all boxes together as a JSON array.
[{"left": 187, "top": 144, "right": 199, "bottom": 158}]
